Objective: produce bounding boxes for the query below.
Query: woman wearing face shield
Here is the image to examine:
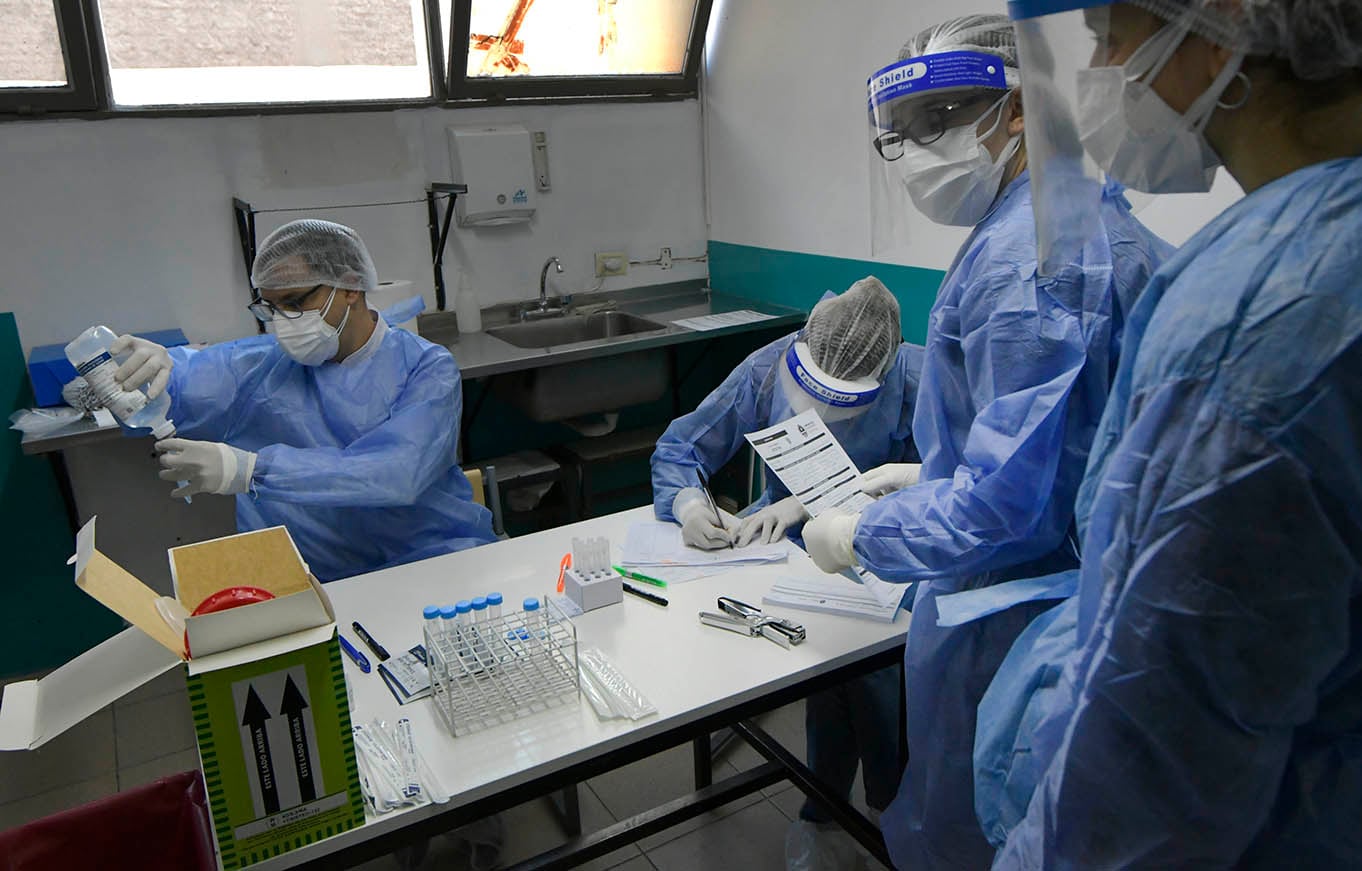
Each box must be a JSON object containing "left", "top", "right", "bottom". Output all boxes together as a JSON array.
[
  {"left": 952, "top": 0, "right": 1362, "bottom": 866},
  {"left": 796, "top": 15, "right": 1175, "bottom": 869},
  {"left": 107, "top": 219, "right": 497, "bottom": 582},
  {"left": 651, "top": 277, "right": 923, "bottom": 869}
]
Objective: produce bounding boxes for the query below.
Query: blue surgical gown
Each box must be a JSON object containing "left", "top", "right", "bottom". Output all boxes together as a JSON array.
[
  {"left": 978, "top": 157, "right": 1362, "bottom": 868},
  {"left": 872, "top": 173, "right": 1173, "bottom": 870},
  {"left": 166, "top": 314, "right": 496, "bottom": 582},
  {"left": 651, "top": 333, "right": 924, "bottom": 524}
]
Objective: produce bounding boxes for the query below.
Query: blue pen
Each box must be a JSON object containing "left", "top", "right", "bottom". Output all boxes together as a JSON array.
[{"left": 339, "top": 634, "right": 371, "bottom": 673}]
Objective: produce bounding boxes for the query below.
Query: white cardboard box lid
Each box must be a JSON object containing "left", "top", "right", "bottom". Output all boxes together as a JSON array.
[{"left": 0, "top": 627, "right": 179, "bottom": 751}]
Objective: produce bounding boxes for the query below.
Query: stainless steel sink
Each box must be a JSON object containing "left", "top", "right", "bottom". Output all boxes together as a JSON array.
[{"left": 487, "top": 311, "right": 668, "bottom": 349}]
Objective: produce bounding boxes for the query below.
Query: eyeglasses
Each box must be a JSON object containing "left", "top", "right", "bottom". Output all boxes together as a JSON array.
[
  {"left": 248, "top": 284, "right": 328, "bottom": 323},
  {"left": 873, "top": 95, "right": 997, "bottom": 161}
]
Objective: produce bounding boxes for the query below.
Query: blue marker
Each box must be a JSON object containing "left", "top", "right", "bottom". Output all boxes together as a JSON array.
[{"left": 339, "top": 633, "right": 371, "bottom": 673}]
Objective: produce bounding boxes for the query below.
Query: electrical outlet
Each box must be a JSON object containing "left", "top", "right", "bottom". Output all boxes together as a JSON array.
[
  {"left": 659, "top": 247, "right": 673, "bottom": 270},
  {"left": 595, "top": 251, "right": 628, "bottom": 277}
]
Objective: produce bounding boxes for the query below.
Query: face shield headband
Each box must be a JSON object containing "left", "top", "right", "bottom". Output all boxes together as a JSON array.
[{"left": 784, "top": 341, "right": 883, "bottom": 409}]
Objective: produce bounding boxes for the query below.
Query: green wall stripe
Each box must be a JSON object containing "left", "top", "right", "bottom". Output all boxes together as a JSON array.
[{"left": 706, "top": 240, "right": 946, "bottom": 345}]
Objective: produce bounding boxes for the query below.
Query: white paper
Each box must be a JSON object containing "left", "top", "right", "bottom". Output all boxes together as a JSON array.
[
  {"left": 763, "top": 577, "right": 905, "bottom": 624},
  {"left": 92, "top": 408, "right": 116, "bottom": 427},
  {"left": 620, "top": 521, "right": 789, "bottom": 569},
  {"left": 744, "top": 409, "right": 903, "bottom": 608},
  {"left": 671, "top": 310, "right": 776, "bottom": 332}
]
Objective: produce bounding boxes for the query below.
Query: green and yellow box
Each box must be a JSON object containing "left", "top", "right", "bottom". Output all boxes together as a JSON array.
[{"left": 0, "top": 520, "right": 365, "bottom": 869}]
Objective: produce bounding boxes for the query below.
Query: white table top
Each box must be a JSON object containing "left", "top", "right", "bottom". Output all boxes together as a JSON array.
[{"left": 259, "top": 505, "right": 911, "bottom": 868}]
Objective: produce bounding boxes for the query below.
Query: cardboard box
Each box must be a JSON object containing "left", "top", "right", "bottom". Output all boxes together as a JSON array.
[{"left": 0, "top": 519, "right": 365, "bottom": 869}]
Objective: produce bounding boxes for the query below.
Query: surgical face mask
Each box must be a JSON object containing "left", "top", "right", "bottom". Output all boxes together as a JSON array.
[
  {"left": 898, "top": 94, "right": 1022, "bottom": 227},
  {"left": 272, "top": 288, "right": 351, "bottom": 366},
  {"left": 1076, "top": 20, "right": 1246, "bottom": 194}
]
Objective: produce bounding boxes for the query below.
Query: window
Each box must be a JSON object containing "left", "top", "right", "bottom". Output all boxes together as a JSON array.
[
  {"left": 0, "top": 0, "right": 713, "bottom": 116},
  {"left": 0, "top": 0, "right": 98, "bottom": 112},
  {"left": 449, "top": 0, "right": 712, "bottom": 99},
  {"left": 95, "top": 0, "right": 436, "bottom": 107}
]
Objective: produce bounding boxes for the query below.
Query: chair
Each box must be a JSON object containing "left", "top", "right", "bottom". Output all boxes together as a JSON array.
[{"left": 0, "top": 769, "right": 215, "bottom": 871}]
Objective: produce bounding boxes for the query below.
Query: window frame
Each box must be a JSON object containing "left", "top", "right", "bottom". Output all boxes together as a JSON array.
[
  {"left": 0, "top": 0, "right": 713, "bottom": 120},
  {"left": 0, "top": 0, "right": 101, "bottom": 114}
]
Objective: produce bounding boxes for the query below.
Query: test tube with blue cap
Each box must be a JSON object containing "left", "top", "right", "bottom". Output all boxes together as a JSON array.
[
  {"left": 455, "top": 600, "right": 473, "bottom": 661},
  {"left": 471, "top": 596, "right": 488, "bottom": 622},
  {"left": 439, "top": 604, "right": 458, "bottom": 642},
  {"left": 423, "top": 605, "right": 441, "bottom": 640},
  {"left": 487, "top": 592, "right": 503, "bottom": 620}
]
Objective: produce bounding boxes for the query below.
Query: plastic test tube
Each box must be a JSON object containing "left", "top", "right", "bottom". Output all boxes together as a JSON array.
[
  {"left": 454, "top": 600, "right": 473, "bottom": 658},
  {"left": 471, "top": 596, "right": 488, "bottom": 622},
  {"left": 423, "top": 605, "right": 441, "bottom": 641},
  {"left": 439, "top": 604, "right": 459, "bottom": 641},
  {"left": 487, "top": 592, "right": 503, "bottom": 620},
  {"left": 523, "top": 596, "right": 545, "bottom": 639}
]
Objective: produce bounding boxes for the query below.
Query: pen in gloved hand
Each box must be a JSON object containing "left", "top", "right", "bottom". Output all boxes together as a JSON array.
[{"left": 697, "top": 469, "right": 733, "bottom": 549}]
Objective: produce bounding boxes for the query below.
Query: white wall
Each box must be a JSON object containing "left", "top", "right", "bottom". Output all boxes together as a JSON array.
[
  {"left": 703, "top": 0, "right": 1242, "bottom": 270},
  {"left": 0, "top": 101, "right": 707, "bottom": 354}
]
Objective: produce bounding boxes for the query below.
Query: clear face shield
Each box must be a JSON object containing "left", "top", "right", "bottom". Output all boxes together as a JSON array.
[
  {"left": 776, "top": 339, "right": 888, "bottom": 423},
  {"left": 1010, "top": 0, "right": 1248, "bottom": 269},
  {"left": 868, "top": 51, "right": 1017, "bottom": 251},
  {"left": 1007, "top": 1, "right": 1113, "bottom": 274}
]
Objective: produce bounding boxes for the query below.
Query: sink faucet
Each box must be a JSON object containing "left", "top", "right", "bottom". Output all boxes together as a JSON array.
[{"left": 524, "top": 256, "right": 566, "bottom": 320}]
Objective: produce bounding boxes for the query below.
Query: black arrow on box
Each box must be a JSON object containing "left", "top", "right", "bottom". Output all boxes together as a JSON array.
[
  {"left": 241, "top": 685, "right": 280, "bottom": 815},
  {"left": 280, "top": 675, "right": 317, "bottom": 803}
]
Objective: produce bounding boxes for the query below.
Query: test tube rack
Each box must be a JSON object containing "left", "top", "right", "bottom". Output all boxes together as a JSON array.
[{"left": 424, "top": 597, "right": 580, "bottom": 736}]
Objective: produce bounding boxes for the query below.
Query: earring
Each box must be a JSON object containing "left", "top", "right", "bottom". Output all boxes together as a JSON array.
[{"left": 1216, "top": 71, "right": 1252, "bottom": 110}]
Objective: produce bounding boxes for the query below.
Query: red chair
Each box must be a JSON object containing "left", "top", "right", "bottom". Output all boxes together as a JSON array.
[{"left": 0, "top": 770, "right": 215, "bottom": 871}]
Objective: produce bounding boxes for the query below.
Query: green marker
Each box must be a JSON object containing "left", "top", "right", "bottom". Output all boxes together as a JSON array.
[{"left": 613, "top": 565, "right": 668, "bottom": 588}]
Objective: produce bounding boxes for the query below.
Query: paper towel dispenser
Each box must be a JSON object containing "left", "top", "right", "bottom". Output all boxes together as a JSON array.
[{"left": 447, "top": 124, "right": 537, "bottom": 227}]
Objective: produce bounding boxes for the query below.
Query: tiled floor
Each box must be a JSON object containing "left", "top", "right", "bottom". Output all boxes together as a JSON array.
[{"left": 0, "top": 687, "right": 887, "bottom": 870}]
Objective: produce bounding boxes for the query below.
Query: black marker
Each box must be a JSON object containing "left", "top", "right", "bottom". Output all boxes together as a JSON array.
[
  {"left": 351, "top": 621, "right": 391, "bottom": 661},
  {"left": 622, "top": 583, "right": 669, "bottom": 607}
]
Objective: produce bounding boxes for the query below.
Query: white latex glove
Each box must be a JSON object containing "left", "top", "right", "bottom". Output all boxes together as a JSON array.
[
  {"left": 674, "top": 487, "right": 733, "bottom": 550},
  {"left": 802, "top": 510, "right": 860, "bottom": 573},
  {"left": 735, "top": 496, "right": 808, "bottom": 547},
  {"left": 111, "top": 335, "right": 173, "bottom": 399},
  {"left": 155, "top": 438, "right": 257, "bottom": 498},
  {"left": 860, "top": 462, "right": 922, "bottom": 497}
]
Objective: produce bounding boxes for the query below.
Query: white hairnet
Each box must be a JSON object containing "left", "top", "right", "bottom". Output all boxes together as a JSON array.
[
  {"left": 1130, "top": 0, "right": 1362, "bottom": 81},
  {"left": 805, "top": 277, "right": 902, "bottom": 381},
  {"left": 251, "top": 219, "right": 378, "bottom": 293},
  {"left": 900, "top": 14, "right": 1021, "bottom": 87}
]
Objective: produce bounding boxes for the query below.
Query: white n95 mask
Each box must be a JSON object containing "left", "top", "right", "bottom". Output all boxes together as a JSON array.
[
  {"left": 899, "top": 93, "right": 1021, "bottom": 227},
  {"left": 1077, "top": 20, "right": 1246, "bottom": 194},
  {"left": 272, "top": 288, "right": 351, "bottom": 366}
]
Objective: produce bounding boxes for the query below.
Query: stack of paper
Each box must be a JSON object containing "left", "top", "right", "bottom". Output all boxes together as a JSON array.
[
  {"left": 620, "top": 521, "right": 789, "bottom": 570},
  {"left": 763, "top": 576, "right": 907, "bottom": 624}
]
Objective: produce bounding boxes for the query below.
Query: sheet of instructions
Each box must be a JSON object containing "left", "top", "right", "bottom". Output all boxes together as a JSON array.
[{"left": 744, "top": 409, "right": 908, "bottom": 609}]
